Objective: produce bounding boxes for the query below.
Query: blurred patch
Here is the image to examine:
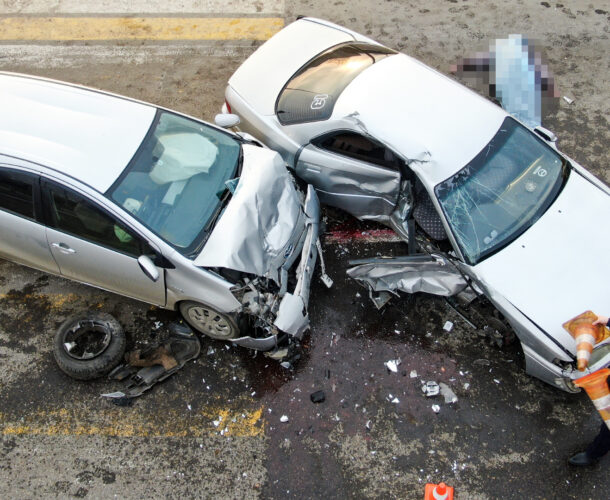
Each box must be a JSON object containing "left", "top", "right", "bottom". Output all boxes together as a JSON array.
[{"left": 451, "top": 34, "right": 560, "bottom": 127}]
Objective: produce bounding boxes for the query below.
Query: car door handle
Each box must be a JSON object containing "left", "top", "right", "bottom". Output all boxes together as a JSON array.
[{"left": 51, "top": 242, "right": 76, "bottom": 255}]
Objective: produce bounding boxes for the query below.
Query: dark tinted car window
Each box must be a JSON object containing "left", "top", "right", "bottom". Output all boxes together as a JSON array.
[
  {"left": 0, "top": 169, "right": 35, "bottom": 219},
  {"left": 276, "top": 43, "right": 396, "bottom": 125},
  {"left": 315, "top": 131, "right": 400, "bottom": 169},
  {"left": 45, "top": 184, "right": 143, "bottom": 257}
]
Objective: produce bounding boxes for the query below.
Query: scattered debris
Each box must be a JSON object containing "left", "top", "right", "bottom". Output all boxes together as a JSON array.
[
  {"left": 310, "top": 390, "right": 326, "bottom": 403},
  {"left": 391, "top": 397, "right": 400, "bottom": 404},
  {"left": 385, "top": 359, "right": 401, "bottom": 373},
  {"left": 431, "top": 404, "right": 441, "bottom": 413},
  {"left": 494, "top": 379, "right": 501, "bottom": 384},
  {"left": 280, "top": 415, "right": 289, "bottom": 423},
  {"left": 422, "top": 381, "right": 440, "bottom": 397},
  {"left": 439, "top": 383, "right": 458, "bottom": 404},
  {"left": 563, "top": 96, "right": 574, "bottom": 104},
  {"left": 410, "top": 370, "right": 418, "bottom": 378},
  {"left": 365, "top": 420, "right": 372, "bottom": 431},
  {"left": 443, "top": 321, "right": 454, "bottom": 332},
  {"left": 463, "top": 383, "right": 470, "bottom": 390},
  {"left": 473, "top": 358, "right": 491, "bottom": 366}
]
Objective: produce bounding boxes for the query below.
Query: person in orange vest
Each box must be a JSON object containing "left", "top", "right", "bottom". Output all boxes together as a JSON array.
[{"left": 569, "top": 313, "right": 610, "bottom": 466}]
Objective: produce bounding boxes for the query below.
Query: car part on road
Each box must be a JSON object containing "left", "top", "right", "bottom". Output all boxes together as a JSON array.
[
  {"left": 53, "top": 312, "right": 126, "bottom": 381},
  {"left": 310, "top": 390, "right": 325, "bottom": 403},
  {"left": 102, "top": 322, "right": 200, "bottom": 400}
]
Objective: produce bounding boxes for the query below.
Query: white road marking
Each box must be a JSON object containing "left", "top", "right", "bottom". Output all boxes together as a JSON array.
[
  {"left": 0, "top": 0, "right": 284, "bottom": 15},
  {"left": 0, "top": 44, "right": 257, "bottom": 67}
]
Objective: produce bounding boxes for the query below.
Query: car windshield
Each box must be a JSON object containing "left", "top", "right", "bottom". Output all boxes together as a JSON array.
[
  {"left": 276, "top": 42, "right": 396, "bottom": 125},
  {"left": 107, "top": 110, "right": 241, "bottom": 255},
  {"left": 435, "top": 117, "right": 567, "bottom": 265}
]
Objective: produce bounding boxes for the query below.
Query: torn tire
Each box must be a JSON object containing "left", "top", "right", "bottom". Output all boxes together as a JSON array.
[{"left": 53, "top": 312, "right": 127, "bottom": 380}]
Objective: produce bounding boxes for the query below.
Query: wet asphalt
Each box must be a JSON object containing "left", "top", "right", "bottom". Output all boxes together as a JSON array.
[{"left": 1, "top": 1, "right": 609, "bottom": 499}]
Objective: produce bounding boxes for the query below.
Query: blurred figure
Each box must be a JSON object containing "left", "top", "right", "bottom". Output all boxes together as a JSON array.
[{"left": 451, "top": 34, "right": 560, "bottom": 128}]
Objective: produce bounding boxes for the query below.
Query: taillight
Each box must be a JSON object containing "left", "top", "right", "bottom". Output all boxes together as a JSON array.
[{"left": 225, "top": 99, "right": 232, "bottom": 114}]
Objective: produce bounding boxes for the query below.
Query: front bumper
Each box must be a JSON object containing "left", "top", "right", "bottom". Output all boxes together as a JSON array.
[
  {"left": 274, "top": 185, "right": 320, "bottom": 337},
  {"left": 231, "top": 185, "right": 320, "bottom": 350}
]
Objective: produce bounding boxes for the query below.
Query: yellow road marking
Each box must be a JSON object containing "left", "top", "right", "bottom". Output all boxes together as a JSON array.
[
  {"left": 0, "top": 292, "right": 89, "bottom": 311},
  {"left": 0, "top": 17, "right": 283, "bottom": 41},
  {"left": 0, "top": 406, "right": 265, "bottom": 438}
]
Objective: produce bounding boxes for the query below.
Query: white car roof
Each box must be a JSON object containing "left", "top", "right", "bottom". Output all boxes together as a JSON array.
[
  {"left": 333, "top": 54, "right": 508, "bottom": 187},
  {"left": 228, "top": 18, "right": 361, "bottom": 116},
  {"left": 0, "top": 73, "right": 156, "bottom": 192}
]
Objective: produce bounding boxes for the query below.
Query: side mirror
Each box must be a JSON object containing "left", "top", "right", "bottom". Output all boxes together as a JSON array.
[
  {"left": 534, "top": 126, "right": 557, "bottom": 143},
  {"left": 138, "top": 255, "right": 160, "bottom": 282},
  {"left": 214, "top": 113, "right": 240, "bottom": 129}
]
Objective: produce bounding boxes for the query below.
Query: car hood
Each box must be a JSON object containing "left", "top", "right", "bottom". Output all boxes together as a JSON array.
[
  {"left": 193, "top": 144, "right": 303, "bottom": 282},
  {"left": 473, "top": 170, "right": 610, "bottom": 354}
]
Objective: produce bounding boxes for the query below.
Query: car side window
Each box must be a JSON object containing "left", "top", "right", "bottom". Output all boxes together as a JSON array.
[
  {"left": 0, "top": 169, "right": 35, "bottom": 220},
  {"left": 314, "top": 132, "right": 400, "bottom": 170},
  {"left": 44, "top": 183, "right": 145, "bottom": 257}
]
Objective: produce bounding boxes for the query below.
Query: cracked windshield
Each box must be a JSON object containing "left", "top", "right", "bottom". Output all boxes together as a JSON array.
[{"left": 435, "top": 117, "right": 566, "bottom": 264}]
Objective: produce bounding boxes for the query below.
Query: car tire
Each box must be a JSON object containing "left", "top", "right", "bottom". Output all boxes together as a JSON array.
[
  {"left": 179, "top": 301, "right": 240, "bottom": 340},
  {"left": 53, "top": 312, "right": 126, "bottom": 380}
]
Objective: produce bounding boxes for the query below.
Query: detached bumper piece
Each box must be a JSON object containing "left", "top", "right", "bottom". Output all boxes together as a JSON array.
[{"left": 102, "top": 322, "right": 200, "bottom": 401}]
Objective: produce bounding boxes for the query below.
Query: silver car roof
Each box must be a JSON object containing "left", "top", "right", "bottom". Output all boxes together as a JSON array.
[{"left": 0, "top": 72, "right": 156, "bottom": 192}]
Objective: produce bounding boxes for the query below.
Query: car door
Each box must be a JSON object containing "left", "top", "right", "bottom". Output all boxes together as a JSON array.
[
  {"left": 0, "top": 167, "right": 60, "bottom": 274},
  {"left": 42, "top": 180, "right": 166, "bottom": 306},
  {"left": 295, "top": 130, "right": 401, "bottom": 219}
]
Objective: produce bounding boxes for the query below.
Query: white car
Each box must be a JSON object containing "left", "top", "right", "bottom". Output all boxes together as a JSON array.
[
  {"left": 0, "top": 72, "right": 320, "bottom": 354},
  {"left": 219, "top": 18, "right": 610, "bottom": 391}
]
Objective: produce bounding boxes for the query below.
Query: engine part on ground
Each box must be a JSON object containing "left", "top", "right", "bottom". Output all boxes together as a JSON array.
[
  {"left": 53, "top": 312, "right": 126, "bottom": 381},
  {"left": 102, "top": 322, "right": 200, "bottom": 400}
]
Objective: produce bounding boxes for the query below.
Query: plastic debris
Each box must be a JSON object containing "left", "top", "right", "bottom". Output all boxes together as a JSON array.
[
  {"left": 422, "top": 381, "right": 440, "bottom": 397},
  {"left": 473, "top": 358, "right": 491, "bottom": 366},
  {"left": 207, "top": 346, "right": 215, "bottom": 356},
  {"left": 410, "top": 370, "right": 418, "bottom": 378},
  {"left": 463, "top": 383, "right": 470, "bottom": 390},
  {"left": 443, "top": 321, "right": 454, "bottom": 332},
  {"left": 431, "top": 404, "right": 441, "bottom": 413},
  {"left": 310, "top": 390, "right": 326, "bottom": 403},
  {"left": 391, "top": 397, "right": 400, "bottom": 404},
  {"left": 439, "top": 383, "right": 458, "bottom": 404},
  {"left": 365, "top": 420, "right": 372, "bottom": 430},
  {"left": 385, "top": 359, "right": 401, "bottom": 373},
  {"left": 563, "top": 96, "right": 574, "bottom": 104},
  {"left": 494, "top": 379, "right": 501, "bottom": 384},
  {"left": 280, "top": 415, "right": 289, "bottom": 423}
]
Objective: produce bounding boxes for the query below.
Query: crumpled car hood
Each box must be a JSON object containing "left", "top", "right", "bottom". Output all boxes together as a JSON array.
[
  {"left": 193, "top": 144, "right": 302, "bottom": 282},
  {"left": 473, "top": 171, "right": 610, "bottom": 353}
]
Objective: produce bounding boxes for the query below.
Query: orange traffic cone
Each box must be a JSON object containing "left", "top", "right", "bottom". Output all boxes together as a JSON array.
[
  {"left": 424, "top": 482, "right": 454, "bottom": 500},
  {"left": 574, "top": 368, "right": 610, "bottom": 431},
  {"left": 563, "top": 311, "right": 610, "bottom": 371}
]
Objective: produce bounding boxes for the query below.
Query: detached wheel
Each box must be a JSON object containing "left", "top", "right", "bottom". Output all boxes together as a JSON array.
[
  {"left": 179, "top": 301, "right": 239, "bottom": 340},
  {"left": 53, "top": 312, "right": 126, "bottom": 380}
]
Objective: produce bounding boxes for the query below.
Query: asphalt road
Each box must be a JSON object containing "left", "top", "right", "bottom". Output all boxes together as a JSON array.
[{"left": 0, "top": 1, "right": 609, "bottom": 499}]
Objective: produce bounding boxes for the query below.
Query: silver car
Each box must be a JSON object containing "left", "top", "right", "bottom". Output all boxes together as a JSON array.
[
  {"left": 220, "top": 18, "right": 610, "bottom": 391},
  {"left": 0, "top": 72, "right": 320, "bottom": 353}
]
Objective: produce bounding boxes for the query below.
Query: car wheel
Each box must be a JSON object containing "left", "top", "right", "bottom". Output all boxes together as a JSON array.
[
  {"left": 53, "top": 312, "right": 126, "bottom": 380},
  {"left": 179, "top": 301, "right": 240, "bottom": 340}
]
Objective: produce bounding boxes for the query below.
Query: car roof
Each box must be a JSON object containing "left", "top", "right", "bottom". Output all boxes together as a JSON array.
[
  {"left": 0, "top": 72, "right": 156, "bottom": 192},
  {"left": 228, "top": 18, "right": 375, "bottom": 116},
  {"left": 332, "top": 53, "right": 508, "bottom": 187}
]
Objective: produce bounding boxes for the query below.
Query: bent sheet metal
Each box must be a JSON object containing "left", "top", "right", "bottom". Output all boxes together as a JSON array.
[{"left": 347, "top": 255, "right": 468, "bottom": 305}]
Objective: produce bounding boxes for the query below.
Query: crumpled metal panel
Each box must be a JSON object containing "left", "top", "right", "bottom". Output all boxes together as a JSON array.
[
  {"left": 194, "top": 145, "right": 302, "bottom": 283},
  {"left": 347, "top": 256, "right": 468, "bottom": 296}
]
